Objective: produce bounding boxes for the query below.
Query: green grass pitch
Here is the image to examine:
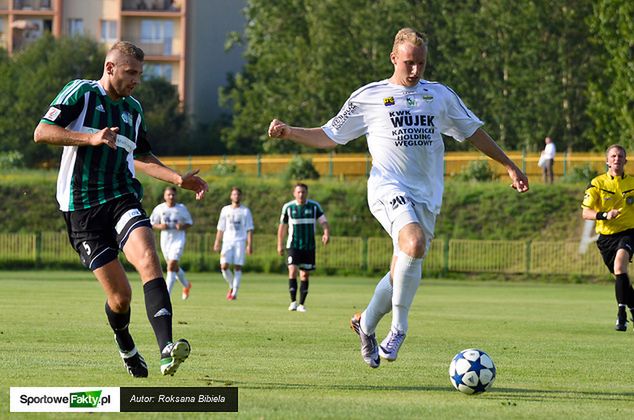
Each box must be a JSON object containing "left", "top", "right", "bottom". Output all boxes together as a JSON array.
[{"left": 1, "top": 271, "right": 633, "bottom": 419}]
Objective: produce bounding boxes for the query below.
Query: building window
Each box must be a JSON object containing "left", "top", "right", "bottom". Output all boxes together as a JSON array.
[
  {"left": 140, "top": 19, "right": 173, "bottom": 55},
  {"left": 68, "top": 19, "right": 84, "bottom": 36},
  {"left": 100, "top": 20, "right": 117, "bottom": 42},
  {"left": 143, "top": 63, "right": 173, "bottom": 82}
]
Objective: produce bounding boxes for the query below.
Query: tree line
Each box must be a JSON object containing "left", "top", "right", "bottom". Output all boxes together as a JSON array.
[
  {"left": 221, "top": 0, "right": 633, "bottom": 155},
  {"left": 0, "top": 1, "right": 631, "bottom": 167}
]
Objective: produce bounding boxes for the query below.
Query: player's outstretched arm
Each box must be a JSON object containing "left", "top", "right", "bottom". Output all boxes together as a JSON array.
[
  {"left": 134, "top": 154, "right": 208, "bottom": 200},
  {"left": 268, "top": 119, "right": 337, "bottom": 149},
  {"left": 34, "top": 123, "right": 119, "bottom": 149},
  {"left": 467, "top": 128, "right": 529, "bottom": 193}
]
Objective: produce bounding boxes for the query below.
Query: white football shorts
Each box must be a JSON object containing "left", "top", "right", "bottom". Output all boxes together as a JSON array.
[
  {"left": 160, "top": 237, "right": 186, "bottom": 261},
  {"left": 220, "top": 240, "right": 247, "bottom": 266},
  {"left": 369, "top": 192, "right": 436, "bottom": 257}
]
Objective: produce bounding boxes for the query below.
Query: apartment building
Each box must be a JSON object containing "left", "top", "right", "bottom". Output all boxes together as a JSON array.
[{"left": 0, "top": 0, "right": 246, "bottom": 124}]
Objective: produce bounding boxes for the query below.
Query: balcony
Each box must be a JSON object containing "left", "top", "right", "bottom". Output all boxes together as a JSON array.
[
  {"left": 12, "top": 0, "right": 52, "bottom": 11},
  {"left": 126, "top": 37, "right": 181, "bottom": 58},
  {"left": 122, "top": 0, "right": 181, "bottom": 12}
]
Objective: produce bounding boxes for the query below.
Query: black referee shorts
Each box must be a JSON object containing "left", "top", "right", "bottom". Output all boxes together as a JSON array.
[
  {"left": 596, "top": 228, "right": 634, "bottom": 273},
  {"left": 286, "top": 248, "right": 316, "bottom": 271},
  {"left": 63, "top": 194, "right": 151, "bottom": 271}
]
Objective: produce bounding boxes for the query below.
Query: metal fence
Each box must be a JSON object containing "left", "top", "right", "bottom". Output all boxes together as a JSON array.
[
  {"left": 0, "top": 232, "right": 606, "bottom": 277},
  {"left": 159, "top": 151, "right": 607, "bottom": 181}
]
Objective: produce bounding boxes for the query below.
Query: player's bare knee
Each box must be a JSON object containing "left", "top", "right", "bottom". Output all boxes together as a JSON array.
[
  {"left": 400, "top": 236, "right": 425, "bottom": 258},
  {"left": 167, "top": 260, "right": 179, "bottom": 272},
  {"left": 108, "top": 293, "right": 131, "bottom": 312},
  {"left": 132, "top": 250, "right": 161, "bottom": 277}
]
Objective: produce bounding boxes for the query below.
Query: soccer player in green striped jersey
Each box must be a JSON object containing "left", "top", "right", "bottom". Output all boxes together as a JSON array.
[
  {"left": 33, "top": 41, "right": 208, "bottom": 378},
  {"left": 277, "top": 183, "right": 330, "bottom": 312}
]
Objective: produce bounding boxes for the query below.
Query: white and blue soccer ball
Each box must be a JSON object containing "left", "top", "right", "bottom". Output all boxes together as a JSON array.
[{"left": 449, "top": 349, "right": 496, "bottom": 394}]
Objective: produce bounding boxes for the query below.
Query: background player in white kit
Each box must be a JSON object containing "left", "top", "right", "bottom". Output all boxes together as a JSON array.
[
  {"left": 150, "top": 186, "right": 193, "bottom": 300},
  {"left": 214, "top": 187, "right": 254, "bottom": 300},
  {"left": 268, "top": 27, "right": 529, "bottom": 368}
]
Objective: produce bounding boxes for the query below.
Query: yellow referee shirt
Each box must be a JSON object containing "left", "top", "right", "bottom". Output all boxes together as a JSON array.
[{"left": 582, "top": 173, "right": 634, "bottom": 235}]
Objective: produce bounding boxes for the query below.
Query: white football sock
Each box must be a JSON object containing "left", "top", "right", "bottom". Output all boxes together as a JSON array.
[
  {"left": 221, "top": 269, "right": 234, "bottom": 287},
  {"left": 165, "top": 271, "right": 177, "bottom": 294},
  {"left": 176, "top": 268, "right": 190, "bottom": 288},
  {"left": 361, "top": 272, "right": 393, "bottom": 335},
  {"left": 391, "top": 250, "right": 422, "bottom": 334},
  {"left": 232, "top": 270, "right": 242, "bottom": 297}
]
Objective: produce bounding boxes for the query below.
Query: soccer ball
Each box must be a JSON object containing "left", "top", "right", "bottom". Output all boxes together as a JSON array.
[{"left": 449, "top": 349, "right": 496, "bottom": 394}]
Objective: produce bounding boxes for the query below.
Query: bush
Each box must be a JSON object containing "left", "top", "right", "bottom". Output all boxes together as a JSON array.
[
  {"left": 212, "top": 162, "right": 240, "bottom": 176},
  {"left": 561, "top": 164, "right": 600, "bottom": 183},
  {"left": 283, "top": 155, "right": 320, "bottom": 180},
  {"left": 454, "top": 160, "right": 497, "bottom": 182},
  {"left": 0, "top": 151, "right": 24, "bottom": 170}
]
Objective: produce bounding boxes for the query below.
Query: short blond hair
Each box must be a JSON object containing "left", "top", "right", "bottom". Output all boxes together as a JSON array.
[
  {"left": 606, "top": 144, "right": 626, "bottom": 158},
  {"left": 108, "top": 41, "right": 144, "bottom": 62},
  {"left": 392, "top": 28, "right": 427, "bottom": 53}
]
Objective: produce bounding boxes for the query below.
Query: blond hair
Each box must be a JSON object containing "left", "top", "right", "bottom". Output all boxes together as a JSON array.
[
  {"left": 606, "top": 144, "right": 627, "bottom": 158},
  {"left": 108, "top": 41, "right": 144, "bottom": 62},
  {"left": 392, "top": 28, "right": 427, "bottom": 53}
]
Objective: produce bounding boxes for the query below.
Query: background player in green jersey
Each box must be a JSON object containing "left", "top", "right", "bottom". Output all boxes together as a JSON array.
[
  {"left": 34, "top": 41, "right": 207, "bottom": 377},
  {"left": 277, "top": 183, "right": 330, "bottom": 312}
]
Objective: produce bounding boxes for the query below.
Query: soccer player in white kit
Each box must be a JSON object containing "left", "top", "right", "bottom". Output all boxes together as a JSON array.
[
  {"left": 268, "top": 28, "right": 529, "bottom": 368},
  {"left": 214, "top": 187, "right": 254, "bottom": 300},
  {"left": 150, "top": 186, "right": 193, "bottom": 300}
]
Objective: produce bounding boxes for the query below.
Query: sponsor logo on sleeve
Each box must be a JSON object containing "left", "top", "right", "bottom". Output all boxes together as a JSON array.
[
  {"left": 330, "top": 102, "right": 358, "bottom": 130},
  {"left": 44, "top": 107, "right": 61, "bottom": 121}
]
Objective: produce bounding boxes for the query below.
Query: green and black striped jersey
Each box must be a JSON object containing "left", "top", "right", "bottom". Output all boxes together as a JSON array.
[
  {"left": 41, "top": 79, "right": 152, "bottom": 212},
  {"left": 279, "top": 199, "right": 326, "bottom": 250}
]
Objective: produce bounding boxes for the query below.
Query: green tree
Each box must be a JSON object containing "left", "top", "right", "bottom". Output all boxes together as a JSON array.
[
  {"left": 221, "top": 0, "right": 416, "bottom": 154},
  {"left": 0, "top": 35, "right": 104, "bottom": 166},
  {"left": 133, "top": 78, "right": 189, "bottom": 156},
  {"left": 221, "top": 0, "right": 603, "bottom": 155},
  {"left": 419, "top": 0, "right": 600, "bottom": 152},
  {"left": 587, "top": 0, "right": 634, "bottom": 150}
]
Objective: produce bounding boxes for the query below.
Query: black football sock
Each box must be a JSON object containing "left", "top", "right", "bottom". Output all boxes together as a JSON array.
[
  {"left": 105, "top": 302, "right": 135, "bottom": 352},
  {"left": 289, "top": 278, "right": 297, "bottom": 302},
  {"left": 615, "top": 274, "right": 629, "bottom": 308},
  {"left": 299, "top": 279, "right": 309, "bottom": 305},
  {"left": 143, "top": 278, "right": 173, "bottom": 354}
]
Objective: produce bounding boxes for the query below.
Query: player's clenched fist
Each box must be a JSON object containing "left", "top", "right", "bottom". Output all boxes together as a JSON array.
[{"left": 268, "top": 119, "right": 290, "bottom": 139}]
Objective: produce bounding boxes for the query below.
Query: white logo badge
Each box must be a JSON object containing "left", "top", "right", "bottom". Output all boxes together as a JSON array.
[
  {"left": 121, "top": 111, "right": 133, "bottom": 126},
  {"left": 44, "top": 107, "right": 61, "bottom": 121}
]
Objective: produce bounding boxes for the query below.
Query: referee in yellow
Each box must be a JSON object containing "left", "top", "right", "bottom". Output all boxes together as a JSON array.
[{"left": 582, "top": 144, "right": 634, "bottom": 331}]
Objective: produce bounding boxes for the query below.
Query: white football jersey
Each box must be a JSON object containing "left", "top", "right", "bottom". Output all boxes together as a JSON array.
[
  {"left": 217, "top": 205, "right": 254, "bottom": 243},
  {"left": 322, "top": 79, "right": 483, "bottom": 214},
  {"left": 149, "top": 202, "right": 193, "bottom": 246}
]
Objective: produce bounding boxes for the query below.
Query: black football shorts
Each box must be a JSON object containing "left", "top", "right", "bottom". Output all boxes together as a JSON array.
[
  {"left": 63, "top": 194, "right": 151, "bottom": 270},
  {"left": 596, "top": 228, "right": 634, "bottom": 273},
  {"left": 286, "top": 248, "right": 316, "bottom": 271}
]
